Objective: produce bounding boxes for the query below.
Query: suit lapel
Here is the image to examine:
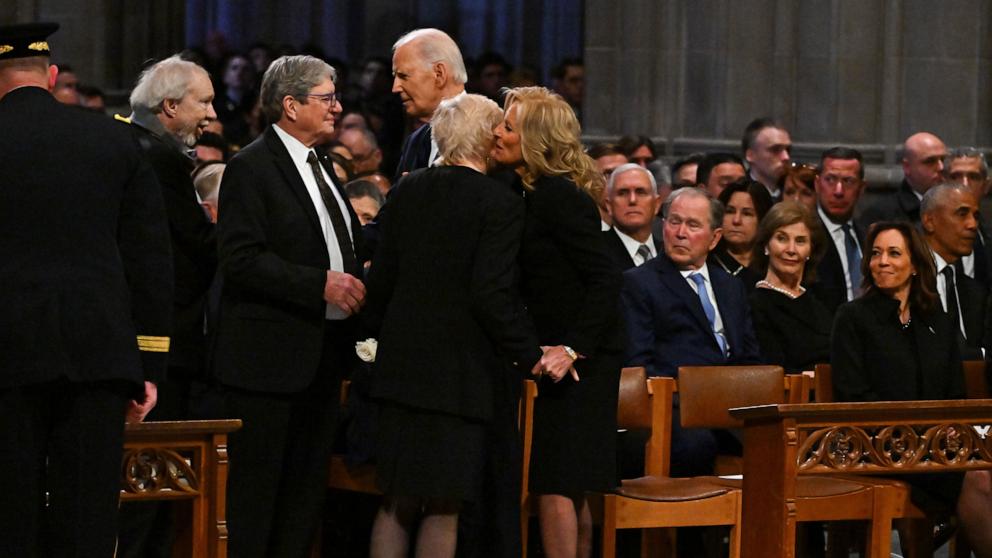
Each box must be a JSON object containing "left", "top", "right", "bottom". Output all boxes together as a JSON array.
[
  {"left": 656, "top": 256, "right": 714, "bottom": 340},
  {"left": 263, "top": 128, "right": 325, "bottom": 245}
]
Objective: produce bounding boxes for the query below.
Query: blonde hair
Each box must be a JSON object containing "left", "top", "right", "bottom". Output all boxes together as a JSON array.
[
  {"left": 502, "top": 86, "right": 603, "bottom": 201},
  {"left": 432, "top": 93, "right": 501, "bottom": 166}
]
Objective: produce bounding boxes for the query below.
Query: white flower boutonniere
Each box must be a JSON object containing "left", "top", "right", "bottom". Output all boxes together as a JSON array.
[{"left": 355, "top": 338, "right": 378, "bottom": 363}]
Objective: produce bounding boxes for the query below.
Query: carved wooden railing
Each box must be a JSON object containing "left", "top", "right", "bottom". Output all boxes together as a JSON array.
[
  {"left": 728, "top": 400, "right": 992, "bottom": 558},
  {"left": 123, "top": 419, "right": 241, "bottom": 558}
]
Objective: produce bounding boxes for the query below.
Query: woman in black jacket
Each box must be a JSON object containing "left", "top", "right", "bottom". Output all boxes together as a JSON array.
[
  {"left": 831, "top": 221, "right": 992, "bottom": 553},
  {"left": 491, "top": 86, "right": 624, "bottom": 558},
  {"left": 748, "top": 201, "right": 831, "bottom": 373},
  {"left": 364, "top": 94, "right": 542, "bottom": 558}
]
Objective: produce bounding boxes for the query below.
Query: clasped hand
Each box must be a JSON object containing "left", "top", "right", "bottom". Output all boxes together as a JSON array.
[
  {"left": 531, "top": 345, "right": 580, "bottom": 383},
  {"left": 324, "top": 270, "right": 366, "bottom": 315}
]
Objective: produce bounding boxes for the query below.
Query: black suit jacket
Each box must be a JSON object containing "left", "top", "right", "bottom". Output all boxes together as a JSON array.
[
  {"left": 364, "top": 166, "right": 542, "bottom": 421},
  {"left": 831, "top": 290, "right": 964, "bottom": 402},
  {"left": 517, "top": 175, "right": 624, "bottom": 357},
  {"left": 602, "top": 228, "right": 662, "bottom": 271},
  {"left": 944, "top": 269, "right": 988, "bottom": 360},
  {"left": 0, "top": 88, "right": 172, "bottom": 389},
  {"left": 857, "top": 179, "right": 921, "bottom": 227},
  {"left": 215, "top": 126, "right": 363, "bottom": 393},
  {"left": 810, "top": 213, "right": 866, "bottom": 315},
  {"left": 394, "top": 122, "right": 432, "bottom": 179},
  {"left": 748, "top": 288, "right": 832, "bottom": 373},
  {"left": 621, "top": 253, "right": 762, "bottom": 378},
  {"left": 129, "top": 119, "right": 217, "bottom": 371}
]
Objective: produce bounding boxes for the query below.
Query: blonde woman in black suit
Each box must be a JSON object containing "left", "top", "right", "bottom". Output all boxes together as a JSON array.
[{"left": 492, "top": 87, "right": 624, "bottom": 558}]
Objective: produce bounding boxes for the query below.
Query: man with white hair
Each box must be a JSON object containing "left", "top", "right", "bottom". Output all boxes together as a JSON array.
[
  {"left": 391, "top": 28, "right": 467, "bottom": 175},
  {"left": 118, "top": 53, "right": 219, "bottom": 558},
  {"left": 603, "top": 163, "right": 662, "bottom": 270}
]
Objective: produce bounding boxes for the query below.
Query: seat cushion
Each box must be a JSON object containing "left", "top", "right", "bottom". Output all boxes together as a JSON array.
[{"left": 616, "top": 476, "right": 733, "bottom": 502}]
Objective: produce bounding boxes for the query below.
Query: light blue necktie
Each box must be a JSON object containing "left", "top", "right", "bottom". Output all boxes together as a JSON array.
[
  {"left": 690, "top": 273, "right": 729, "bottom": 357},
  {"left": 841, "top": 223, "right": 862, "bottom": 299}
]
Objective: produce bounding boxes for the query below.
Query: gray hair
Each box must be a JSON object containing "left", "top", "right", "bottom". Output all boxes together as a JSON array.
[
  {"left": 432, "top": 93, "right": 501, "bottom": 165},
  {"left": 341, "top": 126, "right": 379, "bottom": 151},
  {"left": 260, "top": 55, "right": 336, "bottom": 123},
  {"left": 393, "top": 28, "right": 467, "bottom": 85},
  {"left": 946, "top": 147, "right": 989, "bottom": 177},
  {"left": 920, "top": 181, "right": 974, "bottom": 216},
  {"left": 606, "top": 162, "right": 657, "bottom": 196},
  {"left": 193, "top": 162, "right": 225, "bottom": 203},
  {"left": 129, "top": 55, "right": 209, "bottom": 113},
  {"left": 662, "top": 186, "right": 724, "bottom": 231}
]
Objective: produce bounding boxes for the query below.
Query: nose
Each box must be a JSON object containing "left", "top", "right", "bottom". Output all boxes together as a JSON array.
[
  {"left": 781, "top": 150, "right": 791, "bottom": 162},
  {"left": 966, "top": 212, "right": 978, "bottom": 231},
  {"left": 391, "top": 77, "right": 402, "bottom": 94},
  {"left": 627, "top": 191, "right": 638, "bottom": 204},
  {"left": 732, "top": 211, "right": 743, "bottom": 225},
  {"left": 936, "top": 158, "right": 945, "bottom": 174},
  {"left": 206, "top": 102, "right": 217, "bottom": 121},
  {"left": 832, "top": 182, "right": 845, "bottom": 197},
  {"left": 676, "top": 222, "right": 689, "bottom": 238}
]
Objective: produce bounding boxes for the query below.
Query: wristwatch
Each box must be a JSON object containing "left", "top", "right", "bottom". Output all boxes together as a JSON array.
[{"left": 562, "top": 346, "right": 578, "bottom": 361}]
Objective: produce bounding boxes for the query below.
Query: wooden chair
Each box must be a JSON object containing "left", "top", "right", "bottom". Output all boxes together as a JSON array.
[
  {"left": 519, "top": 379, "right": 538, "bottom": 557},
  {"left": 327, "top": 380, "right": 381, "bottom": 495},
  {"left": 677, "top": 365, "right": 894, "bottom": 558},
  {"left": 590, "top": 367, "right": 744, "bottom": 558}
]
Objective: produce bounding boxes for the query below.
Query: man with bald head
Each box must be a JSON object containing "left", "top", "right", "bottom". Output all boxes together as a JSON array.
[
  {"left": 860, "top": 132, "right": 947, "bottom": 225},
  {"left": 391, "top": 28, "right": 467, "bottom": 175}
]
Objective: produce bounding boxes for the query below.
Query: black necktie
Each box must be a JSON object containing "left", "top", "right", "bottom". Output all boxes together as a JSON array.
[
  {"left": 942, "top": 265, "right": 964, "bottom": 339},
  {"left": 306, "top": 151, "right": 360, "bottom": 277}
]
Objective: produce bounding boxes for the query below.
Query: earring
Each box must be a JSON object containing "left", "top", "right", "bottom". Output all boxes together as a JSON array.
[
  {"left": 764, "top": 248, "right": 769, "bottom": 256},
  {"left": 805, "top": 256, "right": 810, "bottom": 261}
]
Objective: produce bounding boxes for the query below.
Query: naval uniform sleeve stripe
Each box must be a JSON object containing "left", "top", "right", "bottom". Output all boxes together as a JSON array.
[{"left": 136, "top": 335, "right": 170, "bottom": 352}]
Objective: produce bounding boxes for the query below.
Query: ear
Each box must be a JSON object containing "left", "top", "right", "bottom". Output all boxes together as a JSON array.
[
  {"left": 162, "top": 98, "right": 179, "bottom": 118},
  {"left": 708, "top": 228, "right": 723, "bottom": 252},
  {"left": 47, "top": 65, "right": 58, "bottom": 91},
  {"left": 433, "top": 61, "right": 448, "bottom": 87},
  {"left": 921, "top": 212, "right": 936, "bottom": 234},
  {"left": 744, "top": 148, "right": 754, "bottom": 166},
  {"left": 281, "top": 95, "right": 298, "bottom": 122}
]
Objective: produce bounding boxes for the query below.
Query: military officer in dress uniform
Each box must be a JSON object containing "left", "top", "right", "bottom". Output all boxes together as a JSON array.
[{"left": 0, "top": 22, "right": 173, "bottom": 557}]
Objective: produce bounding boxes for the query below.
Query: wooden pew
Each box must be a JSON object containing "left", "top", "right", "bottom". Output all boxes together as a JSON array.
[
  {"left": 122, "top": 419, "right": 241, "bottom": 558},
  {"left": 730, "top": 400, "right": 992, "bottom": 558}
]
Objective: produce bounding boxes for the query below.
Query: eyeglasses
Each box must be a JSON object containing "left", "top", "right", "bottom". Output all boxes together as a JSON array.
[{"left": 303, "top": 92, "right": 339, "bottom": 105}]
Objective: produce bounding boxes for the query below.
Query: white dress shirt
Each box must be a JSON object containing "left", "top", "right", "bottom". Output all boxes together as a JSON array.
[
  {"left": 614, "top": 228, "right": 657, "bottom": 266},
  {"left": 818, "top": 205, "right": 860, "bottom": 302},
  {"left": 680, "top": 264, "right": 728, "bottom": 352},
  {"left": 272, "top": 124, "right": 354, "bottom": 320},
  {"left": 932, "top": 250, "right": 967, "bottom": 339}
]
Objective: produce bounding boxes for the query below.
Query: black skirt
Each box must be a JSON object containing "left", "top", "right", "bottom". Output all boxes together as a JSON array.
[
  {"left": 374, "top": 402, "right": 486, "bottom": 501},
  {"left": 528, "top": 350, "right": 622, "bottom": 494}
]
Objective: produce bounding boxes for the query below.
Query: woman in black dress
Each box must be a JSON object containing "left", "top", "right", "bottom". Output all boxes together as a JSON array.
[
  {"left": 831, "top": 221, "right": 992, "bottom": 553},
  {"left": 708, "top": 179, "right": 772, "bottom": 290},
  {"left": 748, "top": 201, "right": 831, "bottom": 372},
  {"left": 491, "top": 86, "right": 624, "bottom": 558},
  {"left": 364, "top": 94, "right": 543, "bottom": 558}
]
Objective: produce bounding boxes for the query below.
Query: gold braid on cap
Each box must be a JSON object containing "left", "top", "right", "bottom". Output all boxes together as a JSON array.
[
  {"left": 0, "top": 45, "right": 13, "bottom": 55},
  {"left": 27, "top": 41, "right": 49, "bottom": 52}
]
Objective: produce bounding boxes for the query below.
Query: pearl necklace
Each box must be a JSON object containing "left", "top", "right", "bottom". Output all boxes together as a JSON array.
[{"left": 756, "top": 280, "right": 805, "bottom": 299}]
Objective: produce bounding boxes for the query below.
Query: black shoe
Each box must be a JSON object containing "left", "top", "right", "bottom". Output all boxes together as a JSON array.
[{"left": 933, "top": 517, "right": 958, "bottom": 549}]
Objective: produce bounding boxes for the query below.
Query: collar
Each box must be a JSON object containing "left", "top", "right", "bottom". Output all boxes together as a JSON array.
[
  {"left": 931, "top": 249, "right": 950, "bottom": 273},
  {"left": 271, "top": 123, "right": 315, "bottom": 165},
  {"left": 749, "top": 169, "right": 780, "bottom": 197},
  {"left": 816, "top": 204, "right": 854, "bottom": 232},
  {"left": 128, "top": 107, "right": 195, "bottom": 158},
  {"left": 614, "top": 228, "right": 655, "bottom": 258},
  {"left": 680, "top": 262, "right": 712, "bottom": 282}
]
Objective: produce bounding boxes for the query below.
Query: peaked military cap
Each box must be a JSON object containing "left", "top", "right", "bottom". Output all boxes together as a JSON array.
[{"left": 0, "top": 22, "right": 59, "bottom": 60}]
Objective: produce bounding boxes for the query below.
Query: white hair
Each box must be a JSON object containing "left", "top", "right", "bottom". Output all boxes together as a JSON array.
[
  {"left": 606, "top": 162, "right": 658, "bottom": 196},
  {"left": 432, "top": 94, "right": 501, "bottom": 165},
  {"left": 393, "top": 28, "right": 467, "bottom": 85},
  {"left": 193, "top": 162, "right": 225, "bottom": 203},
  {"left": 129, "top": 55, "right": 209, "bottom": 113}
]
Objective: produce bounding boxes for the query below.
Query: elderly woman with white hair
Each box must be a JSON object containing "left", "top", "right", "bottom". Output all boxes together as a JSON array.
[{"left": 363, "top": 93, "right": 542, "bottom": 558}]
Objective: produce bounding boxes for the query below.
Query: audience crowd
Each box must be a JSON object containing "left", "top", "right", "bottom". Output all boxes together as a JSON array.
[{"left": 8, "top": 20, "right": 992, "bottom": 558}]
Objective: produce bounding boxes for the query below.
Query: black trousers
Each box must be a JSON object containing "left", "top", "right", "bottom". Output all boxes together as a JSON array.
[
  {"left": 224, "top": 326, "right": 346, "bottom": 558},
  {"left": 0, "top": 378, "right": 131, "bottom": 558}
]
